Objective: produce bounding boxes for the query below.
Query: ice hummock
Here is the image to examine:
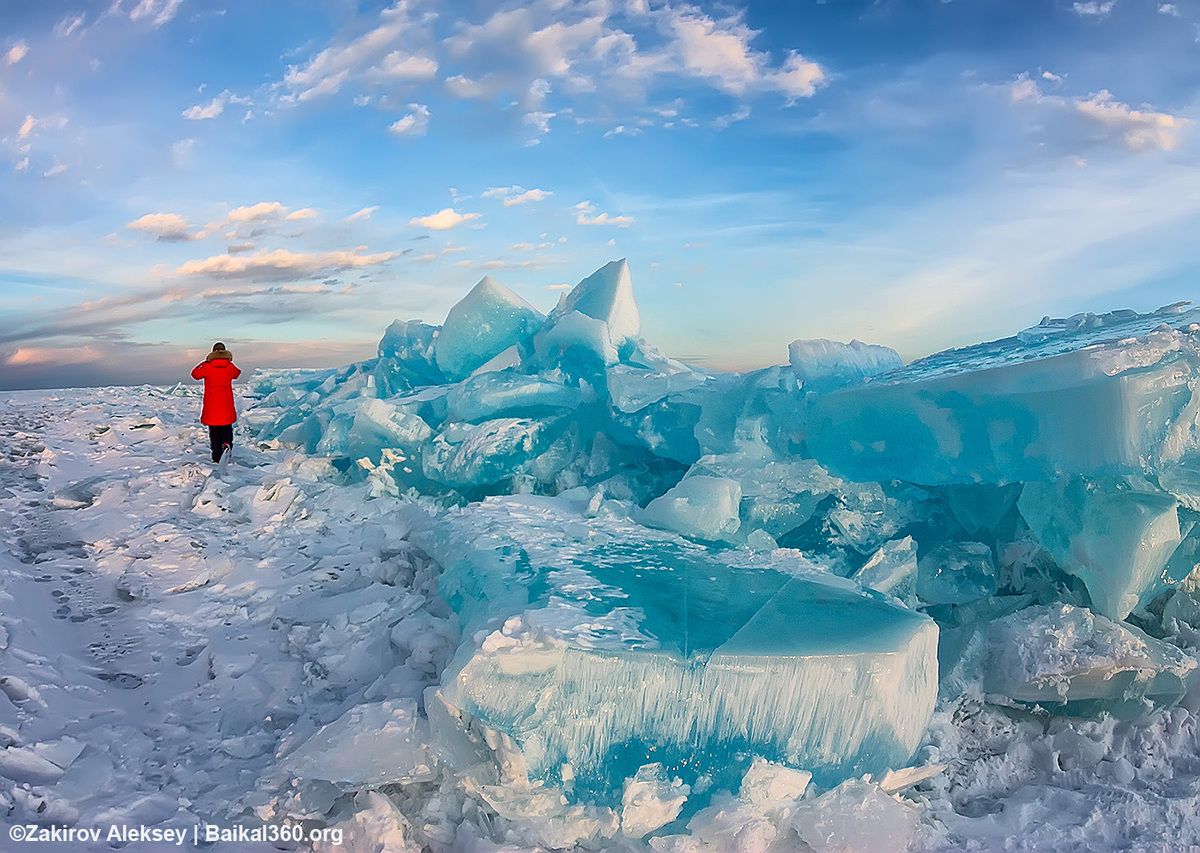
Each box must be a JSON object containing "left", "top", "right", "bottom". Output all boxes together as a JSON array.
[
  {"left": 803, "top": 304, "right": 1200, "bottom": 622},
  {"left": 239, "top": 262, "right": 1200, "bottom": 845},
  {"left": 409, "top": 494, "right": 939, "bottom": 800}
]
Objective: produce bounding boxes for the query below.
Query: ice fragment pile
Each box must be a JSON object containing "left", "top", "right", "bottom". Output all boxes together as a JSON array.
[{"left": 247, "top": 261, "right": 1200, "bottom": 827}]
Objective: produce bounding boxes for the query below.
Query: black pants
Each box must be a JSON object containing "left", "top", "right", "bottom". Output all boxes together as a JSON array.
[{"left": 208, "top": 424, "right": 233, "bottom": 463}]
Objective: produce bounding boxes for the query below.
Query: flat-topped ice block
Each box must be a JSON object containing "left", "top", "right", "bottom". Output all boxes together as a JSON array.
[
  {"left": 807, "top": 316, "right": 1200, "bottom": 485},
  {"left": 409, "top": 496, "right": 938, "bottom": 798}
]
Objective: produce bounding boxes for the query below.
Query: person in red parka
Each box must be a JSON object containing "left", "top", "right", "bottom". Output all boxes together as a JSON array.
[{"left": 191, "top": 342, "right": 242, "bottom": 463}]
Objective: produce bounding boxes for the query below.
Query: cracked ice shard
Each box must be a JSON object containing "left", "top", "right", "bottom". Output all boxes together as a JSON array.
[{"left": 409, "top": 494, "right": 938, "bottom": 799}]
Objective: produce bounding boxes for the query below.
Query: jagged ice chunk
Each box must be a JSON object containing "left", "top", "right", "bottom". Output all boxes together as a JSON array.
[
  {"left": 1018, "top": 478, "right": 1181, "bottom": 619},
  {"left": 434, "top": 277, "right": 545, "bottom": 380}
]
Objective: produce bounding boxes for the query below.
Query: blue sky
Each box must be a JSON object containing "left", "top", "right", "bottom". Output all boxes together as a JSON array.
[{"left": 2, "top": 0, "right": 1199, "bottom": 389}]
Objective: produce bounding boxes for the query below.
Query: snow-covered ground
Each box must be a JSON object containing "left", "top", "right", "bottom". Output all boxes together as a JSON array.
[
  {"left": 0, "top": 385, "right": 458, "bottom": 851},
  {"left": 2, "top": 382, "right": 1199, "bottom": 851}
]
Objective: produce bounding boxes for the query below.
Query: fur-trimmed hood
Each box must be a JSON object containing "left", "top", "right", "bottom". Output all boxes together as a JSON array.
[{"left": 206, "top": 349, "right": 234, "bottom": 362}]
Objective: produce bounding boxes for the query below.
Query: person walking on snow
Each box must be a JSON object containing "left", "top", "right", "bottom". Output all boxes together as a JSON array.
[{"left": 191, "top": 342, "right": 241, "bottom": 463}]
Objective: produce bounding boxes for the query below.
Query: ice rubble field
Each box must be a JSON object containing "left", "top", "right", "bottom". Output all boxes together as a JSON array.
[{"left": 4, "top": 263, "right": 1200, "bottom": 850}]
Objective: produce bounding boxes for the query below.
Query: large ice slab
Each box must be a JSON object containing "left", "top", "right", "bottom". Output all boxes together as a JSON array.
[
  {"left": 409, "top": 495, "right": 938, "bottom": 800},
  {"left": 445, "top": 371, "right": 581, "bottom": 423},
  {"left": 434, "top": 277, "right": 545, "bottom": 380},
  {"left": 807, "top": 311, "right": 1200, "bottom": 485},
  {"left": 607, "top": 348, "right": 706, "bottom": 415}
]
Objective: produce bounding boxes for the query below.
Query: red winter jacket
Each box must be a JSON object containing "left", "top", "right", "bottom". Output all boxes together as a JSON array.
[{"left": 191, "top": 354, "right": 242, "bottom": 425}]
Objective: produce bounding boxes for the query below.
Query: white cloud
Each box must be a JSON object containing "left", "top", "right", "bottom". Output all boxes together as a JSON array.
[
  {"left": 227, "top": 201, "right": 288, "bottom": 223},
  {"left": 182, "top": 90, "right": 250, "bottom": 121},
  {"left": 128, "top": 212, "right": 195, "bottom": 241},
  {"left": 713, "top": 105, "right": 751, "bottom": 129},
  {"left": 1009, "top": 74, "right": 1042, "bottom": 104},
  {"left": 663, "top": 9, "right": 763, "bottom": 96},
  {"left": 506, "top": 188, "right": 551, "bottom": 206},
  {"left": 408, "top": 207, "right": 482, "bottom": 230},
  {"left": 347, "top": 206, "right": 379, "bottom": 222},
  {"left": 377, "top": 51, "right": 438, "bottom": 79},
  {"left": 176, "top": 247, "right": 398, "bottom": 280},
  {"left": 14, "top": 156, "right": 29, "bottom": 173},
  {"left": 285, "top": 207, "right": 318, "bottom": 221},
  {"left": 654, "top": 6, "right": 825, "bottom": 100},
  {"left": 183, "top": 96, "right": 223, "bottom": 120},
  {"left": 524, "top": 110, "right": 556, "bottom": 137},
  {"left": 444, "top": 8, "right": 609, "bottom": 91},
  {"left": 1009, "top": 74, "right": 1188, "bottom": 152},
  {"left": 445, "top": 75, "right": 488, "bottom": 98},
  {"left": 603, "top": 124, "right": 642, "bottom": 138},
  {"left": 511, "top": 239, "right": 556, "bottom": 251},
  {"left": 280, "top": 2, "right": 434, "bottom": 104},
  {"left": 171, "top": 138, "right": 196, "bottom": 167},
  {"left": 413, "top": 242, "right": 468, "bottom": 263},
  {"left": 389, "top": 103, "right": 430, "bottom": 136},
  {"left": 16, "top": 114, "right": 68, "bottom": 140},
  {"left": 769, "top": 51, "right": 826, "bottom": 101},
  {"left": 287, "top": 0, "right": 829, "bottom": 139},
  {"left": 574, "top": 200, "right": 633, "bottom": 227},
  {"left": 43, "top": 163, "right": 70, "bottom": 178},
  {"left": 1075, "top": 90, "right": 1188, "bottom": 151},
  {"left": 5, "top": 41, "right": 28, "bottom": 66},
  {"left": 483, "top": 186, "right": 553, "bottom": 206},
  {"left": 128, "top": 0, "right": 185, "bottom": 27},
  {"left": 1159, "top": 3, "right": 1180, "bottom": 15},
  {"left": 477, "top": 258, "right": 546, "bottom": 271},
  {"left": 1072, "top": 0, "right": 1116, "bottom": 16},
  {"left": 55, "top": 15, "right": 86, "bottom": 37},
  {"left": 252, "top": 0, "right": 835, "bottom": 153}
]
